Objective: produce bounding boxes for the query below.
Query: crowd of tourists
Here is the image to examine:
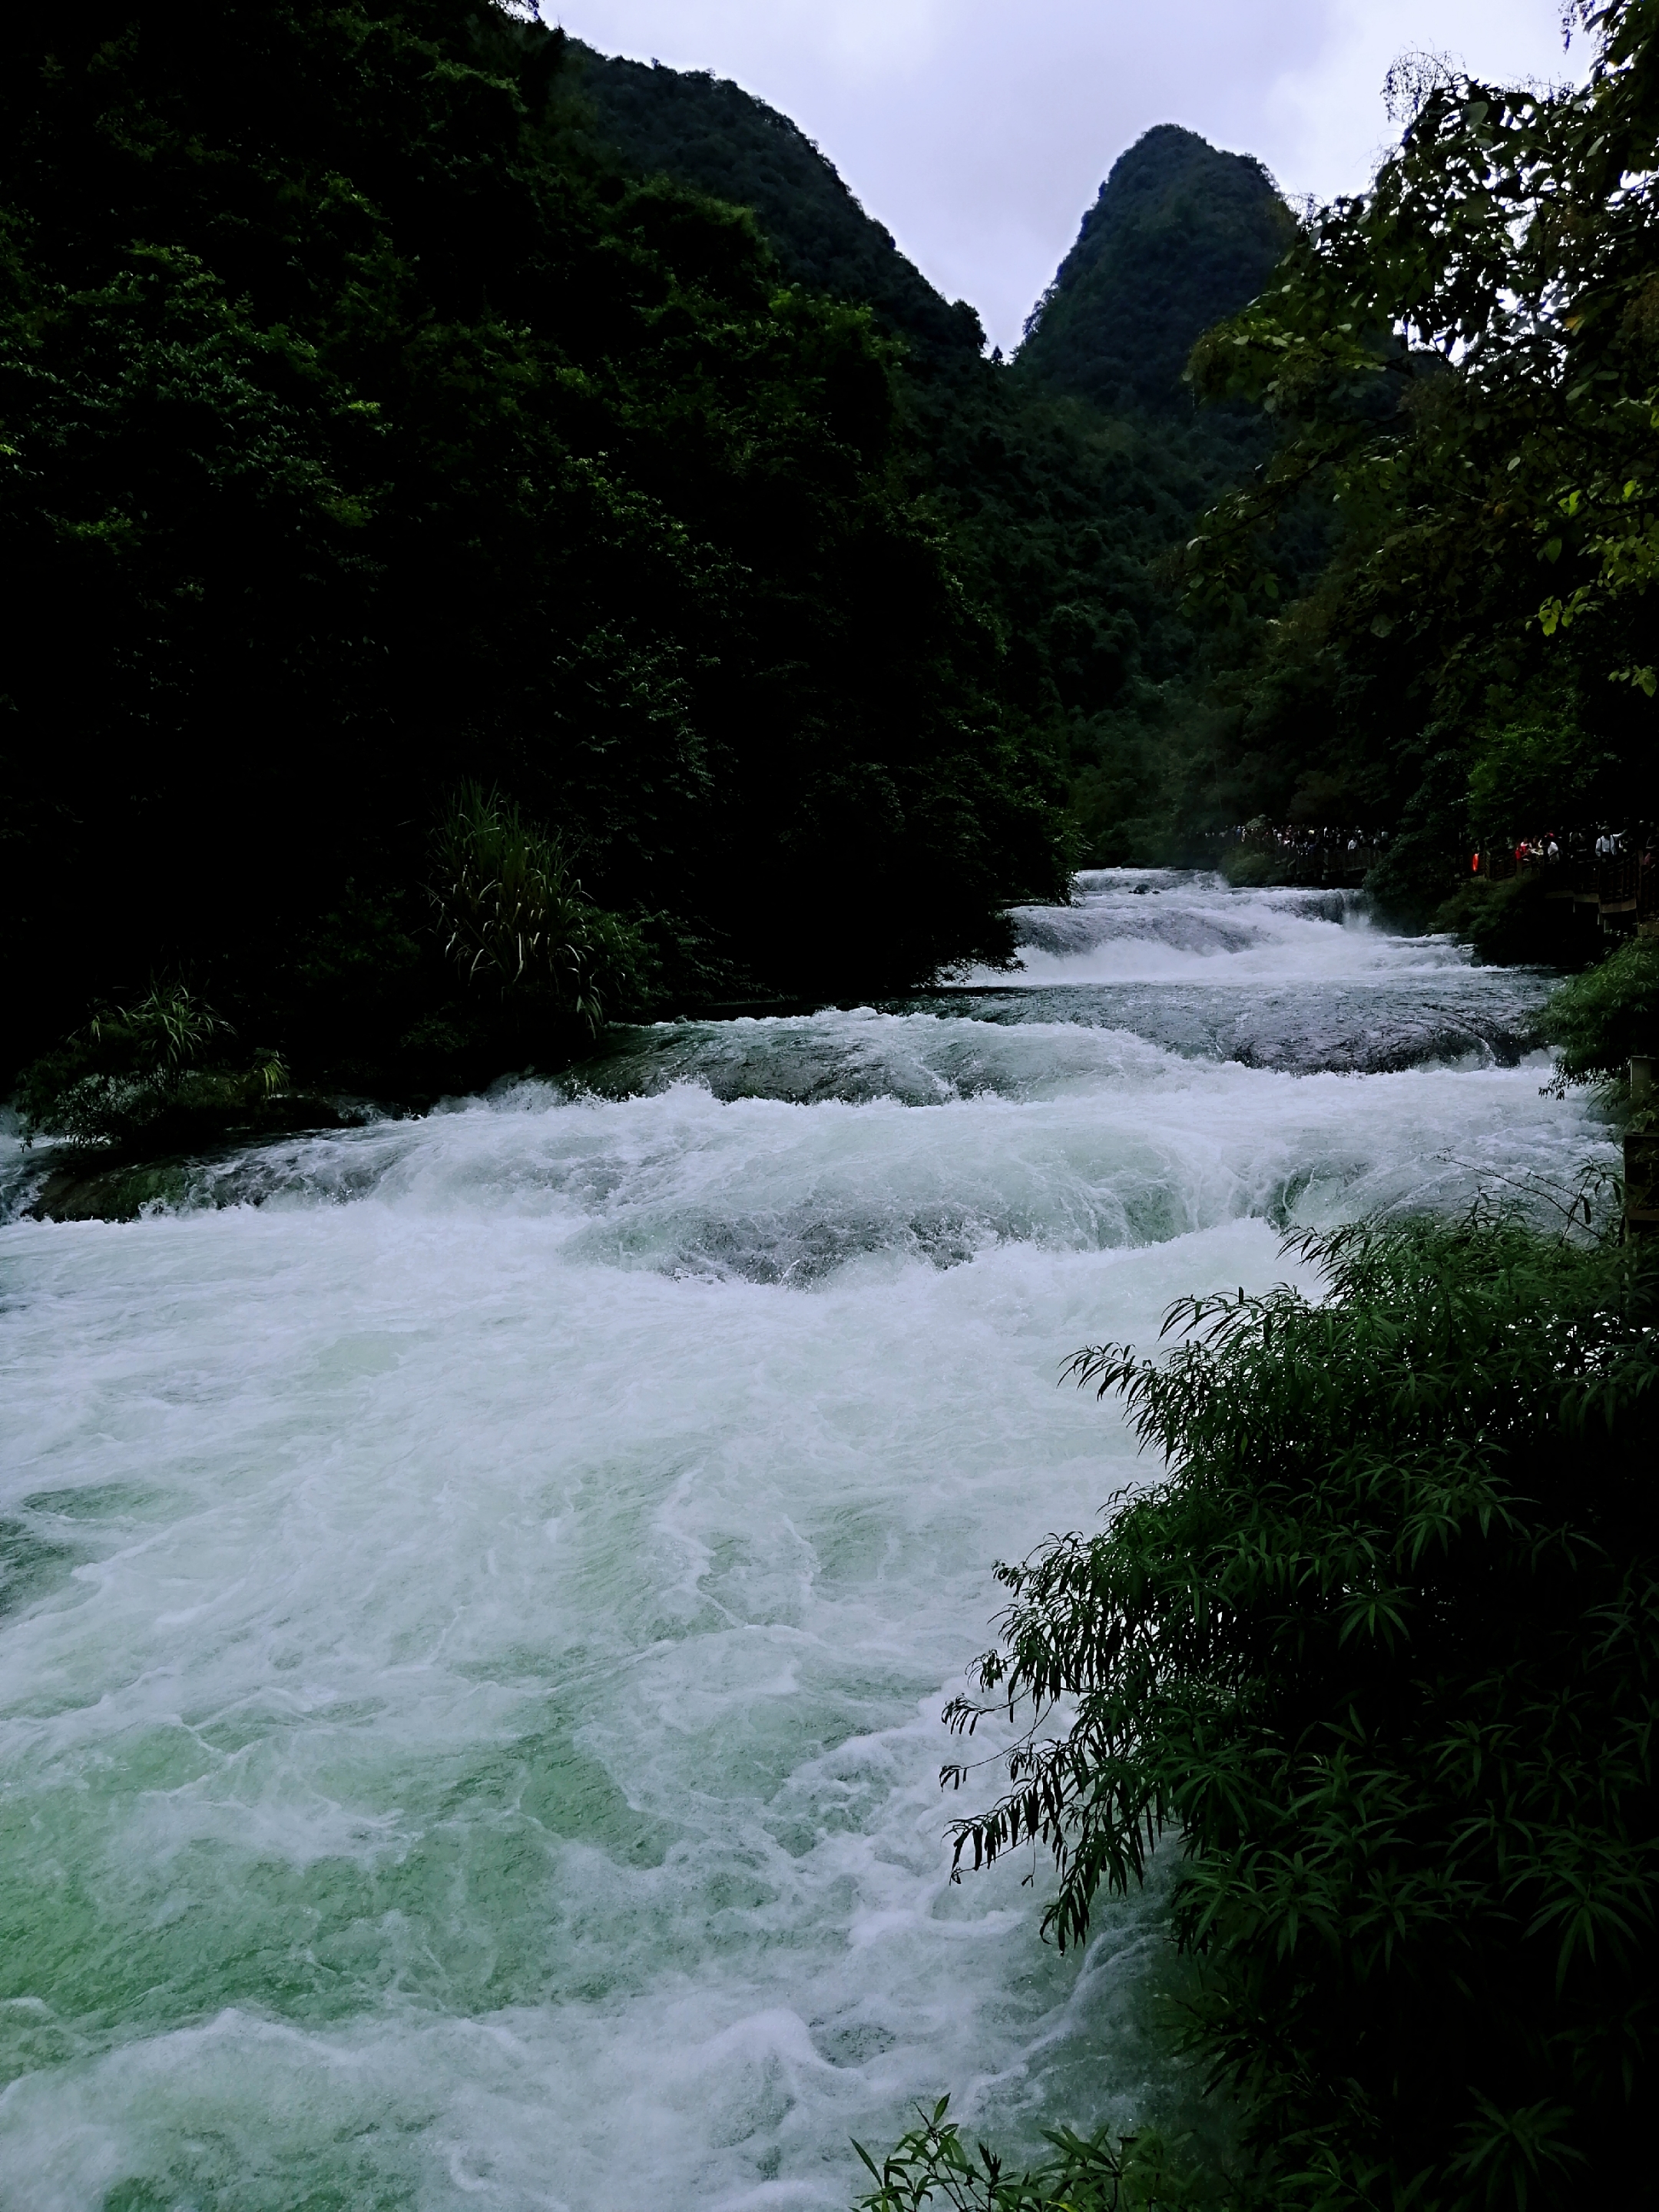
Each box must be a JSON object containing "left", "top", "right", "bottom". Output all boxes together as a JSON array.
[
  {"left": 1198, "top": 819, "right": 1657, "bottom": 906},
  {"left": 1220, "top": 821, "right": 1392, "bottom": 859},
  {"left": 1471, "top": 823, "right": 1654, "bottom": 873}
]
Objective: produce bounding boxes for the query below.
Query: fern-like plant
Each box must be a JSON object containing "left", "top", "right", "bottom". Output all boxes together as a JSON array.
[{"left": 853, "top": 2099, "right": 1215, "bottom": 2212}]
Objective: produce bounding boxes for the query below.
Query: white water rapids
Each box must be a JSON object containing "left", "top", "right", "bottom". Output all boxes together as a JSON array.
[{"left": 0, "top": 876, "right": 1609, "bottom": 2210}]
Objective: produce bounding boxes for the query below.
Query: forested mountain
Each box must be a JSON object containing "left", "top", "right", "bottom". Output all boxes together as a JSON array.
[
  {"left": 1018, "top": 124, "right": 1295, "bottom": 414},
  {"left": 2, "top": 0, "right": 1307, "bottom": 1118},
  {"left": 566, "top": 55, "right": 1301, "bottom": 864},
  {"left": 567, "top": 42, "right": 985, "bottom": 366}
]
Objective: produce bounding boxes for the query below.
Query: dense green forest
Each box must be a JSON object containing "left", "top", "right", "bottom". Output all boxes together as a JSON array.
[
  {"left": 10, "top": 0, "right": 1654, "bottom": 1113},
  {"left": 568, "top": 22, "right": 1659, "bottom": 915},
  {"left": 1178, "top": 8, "right": 1659, "bottom": 907},
  {"left": 566, "top": 41, "right": 987, "bottom": 368},
  {"left": 928, "top": 126, "right": 1312, "bottom": 864},
  {"left": 572, "top": 61, "right": 1310, "bottom": 864},
  {"left": 1, "top": 3, "right": 1308, "bottom": 1124},
  {"left": 1018, "top": 125, "right": 1292, "bottom": 416},
  {"left": 2, "top": 1, "right": 1071, "bottom": 1108}
]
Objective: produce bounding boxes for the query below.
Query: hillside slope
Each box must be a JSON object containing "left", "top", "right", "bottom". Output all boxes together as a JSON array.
[
  {"left": 569, "top": 42, "right": 984, "bottom": 365},
  {"left": 1018, "top": 123, "right": 1296, "bottom": 412},
  {"left": 0, "top": 3, "right": 1072, "bottom": 1091},
  {"left": 561, "top": 46, "right": 1299, "bottom": 863}
]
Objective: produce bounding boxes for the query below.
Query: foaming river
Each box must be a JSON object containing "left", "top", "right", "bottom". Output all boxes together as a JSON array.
[{"left": 0, "top": 876, "right": 1606, "bottom": 2209}]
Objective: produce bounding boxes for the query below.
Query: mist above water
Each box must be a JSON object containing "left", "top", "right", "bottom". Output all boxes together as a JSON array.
[{"left": 0, "top": 875, "right": 1604, "bottom": 2209}]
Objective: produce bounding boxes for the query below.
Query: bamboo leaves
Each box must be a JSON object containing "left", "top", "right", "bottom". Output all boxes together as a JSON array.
[{"left": 942, "top": 1218, "right": 1659, "bottom": 2203}]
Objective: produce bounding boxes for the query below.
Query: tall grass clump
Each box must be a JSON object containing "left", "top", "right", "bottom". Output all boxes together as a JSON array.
[
  {"left": 939, "top": 1218, "right": 1658, "bottom": 2210},
  {"left": 430, "top": 786, "right": 651, "bottom": 1036}
]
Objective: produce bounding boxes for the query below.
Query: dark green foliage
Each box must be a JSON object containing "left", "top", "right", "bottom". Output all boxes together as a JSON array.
[
  {"left": 15, "top": 983, "right": 289, "bottom": 1150},
  {"left": 1217, "top": 849, "right": 1280, "bottom": 889},
  {"left": 910, "top": 380, "right": 1249, "bottom": 863},
  {"left": 853, "top": 2099, "right": 1214, "bottom": 2212},
  {"left": 0, "top": 2, "right": 1348, "bottom": 1080},
  {"left": 554, "top": 58, "right": 1304, "bottom": 869},
  {"left": 0, "top": 0, "right": 1068, "bottom": 1091},
  {"left": 945, "top": 1220, "right": 1659, "bottom": 2207},
  {"left": 1425, "top": 873, "right": 1563, "bottom": 967},
  {"left": 996, "top": 130, "right": 1318, "bottom": 857},
  {"left": 1175, "top": 1, "right": 1659, "bottom": 869},
  {"left": 1539, "top": 938, "right": 1659, "bottom": 1091},
  {"left": 1018, "top": 127, "right": 1294, "bottom": 420},
  {"left": 568, "top": 44, "right": 986, "bottom": 365},
  {"left": 1464, "top": 709, "right": 1620, "bottom": 846},
  {"left": 432, "top": 784, "right": 651, "bottom": 1031}
]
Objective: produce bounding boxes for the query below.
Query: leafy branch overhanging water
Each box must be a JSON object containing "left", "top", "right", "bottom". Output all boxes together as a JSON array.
[{"left": 936, "top": 1215, "right": 1658, "bottom": 2208}]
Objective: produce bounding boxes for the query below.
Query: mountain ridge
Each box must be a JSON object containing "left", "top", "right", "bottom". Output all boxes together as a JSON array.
[
  {"left": 1018, "top": 123, "right": 1296, "bottom": 411},
  {"left": 554, "top": 38, "right": 1306, "bottom": 864},
  {"left": 568, "top": 40, "right": 985, "bottom": 366}
]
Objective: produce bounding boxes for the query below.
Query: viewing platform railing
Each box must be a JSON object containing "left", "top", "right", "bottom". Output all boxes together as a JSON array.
[
  {"left": 1475, "top": 846, "right": 1657, "bottom": 934},
  {"left": 1225, "top": 840, "right": 1381, "bottom": 888}
]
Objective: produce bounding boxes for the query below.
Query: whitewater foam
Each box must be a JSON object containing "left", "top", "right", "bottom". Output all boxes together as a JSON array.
[
  {"left": 0, "top": 874, "right": 1608, "bottom": 2209},
  {"left": 987, "top": 870, "right": 1476, "bottom": 985}
]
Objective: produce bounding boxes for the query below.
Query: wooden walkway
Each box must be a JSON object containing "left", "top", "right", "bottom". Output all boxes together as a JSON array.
[{"left": 1477, "top": 849, "right": 1659, "bottom": 939}]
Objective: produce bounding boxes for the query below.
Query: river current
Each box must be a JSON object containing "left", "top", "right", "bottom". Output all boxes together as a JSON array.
[{"left": 0, "top": 874, "right": 1608, "bottom": 2210}]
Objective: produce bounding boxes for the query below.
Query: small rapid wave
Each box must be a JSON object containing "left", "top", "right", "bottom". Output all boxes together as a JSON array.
[
  {"left": 4, "top": 1047, "right": 1600, "bottom": 1286},
  {"left": 988, "top": 869, "right": 1475, "bottom": 985}
]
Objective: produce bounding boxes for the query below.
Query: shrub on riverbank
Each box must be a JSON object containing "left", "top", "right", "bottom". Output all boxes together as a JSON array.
[
  {"left": 15, "top": 984, "right": 300, "bottom": 1152},
  {"left": 932, "top": 1217, "right": 1657, "bottom": 2210},
  {"left": 1539, "top": 938, "right": 1659, "bottom": 1099},
  {"left": 854, "top": 2100, "right": 1219, "bottom": 2211},
  {"left": 1427, "top": 873, "right": 1564, "bottom": 967},
  {"left": 1218, "top": 849, "right": 1281, "bottom": 889},
  {"left": 431, "top": 786, "right": 653, "bottom": 1035}
]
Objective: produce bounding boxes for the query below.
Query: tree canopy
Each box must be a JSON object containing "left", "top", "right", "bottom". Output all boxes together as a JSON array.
[
  {"left": 1174, "top": 0, "right": 1659, "bottom": 889},
  {"left": 1021, "top": 125, "right": 1294, "bottom": 419},
  {"left": 569, "top": 70, "right": 1310, "bottom": 871},
  {"left": 0, "top": 0, "right": 1071, "bottom": 1094}
]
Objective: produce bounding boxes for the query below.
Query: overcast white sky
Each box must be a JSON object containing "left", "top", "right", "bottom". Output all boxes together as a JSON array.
[{"left": 550, "top": 0, "right": 1580, "bottom": 351}]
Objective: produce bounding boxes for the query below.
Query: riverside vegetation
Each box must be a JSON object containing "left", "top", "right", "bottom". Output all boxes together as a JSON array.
[
  {"left": 882, "top": 1212, "right": 1657, "bottom": 2212},
  {"left": 846, "top": 926, "right": 1659, "bottom": 2212},
  {"left": 5, "top": 5, "right": 1659, "bottom": 2209}
]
